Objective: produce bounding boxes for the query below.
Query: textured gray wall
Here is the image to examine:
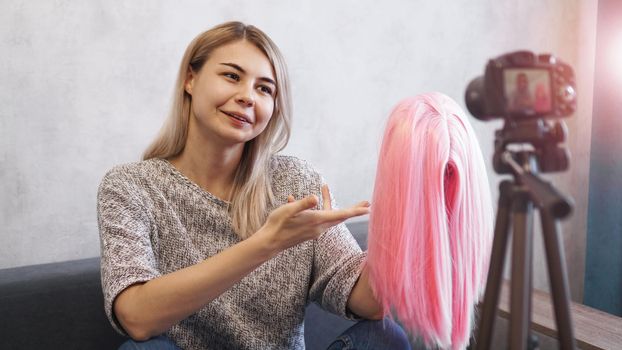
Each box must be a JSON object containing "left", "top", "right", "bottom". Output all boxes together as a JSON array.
[{"left": 1, "top": 1, "right": 597, "bottom": 304}]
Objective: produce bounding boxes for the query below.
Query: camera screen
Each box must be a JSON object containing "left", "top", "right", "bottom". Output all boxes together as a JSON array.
[{"left": 503, "top": 68, "right": 552, "bottom": 114}]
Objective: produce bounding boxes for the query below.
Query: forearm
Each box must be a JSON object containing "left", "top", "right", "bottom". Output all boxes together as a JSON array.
[
  {"left": 346, "top": 263, "right": 384, "bottom": 320},
  {"left": 114, "top": 230, "right": 275, "bottom": 340}
]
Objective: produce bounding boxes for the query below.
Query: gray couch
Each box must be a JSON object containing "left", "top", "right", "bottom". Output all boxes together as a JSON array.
[{"left": 0, "top": 222, "right": 370, "bottom": 350}]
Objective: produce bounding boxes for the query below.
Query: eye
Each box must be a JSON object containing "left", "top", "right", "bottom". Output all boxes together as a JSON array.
[
  {"left": 223, "top": 72, "right": 240, "bottom": 81},
  {"left": 258, "top": 85, "right": 273, "bottom": 95}
]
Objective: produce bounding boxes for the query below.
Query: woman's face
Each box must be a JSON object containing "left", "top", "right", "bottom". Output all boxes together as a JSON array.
[
  {"left": 517, "top": 74, "right": 528, "bottom": 91},
  {"left": 185, "top": 40, "right": 276, "bottom": 147}
]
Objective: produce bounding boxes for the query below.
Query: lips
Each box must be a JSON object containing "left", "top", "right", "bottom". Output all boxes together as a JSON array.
[{"left": 221, "top": 110, "right": 252, "bottom": 124}]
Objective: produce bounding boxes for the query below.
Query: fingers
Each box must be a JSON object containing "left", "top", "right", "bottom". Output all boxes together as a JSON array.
[
  {"left": 355, "top": 200, "right": 371, "bottom": 208},
  {"left": 311, "top": 205, "right": 371, "bottom": 223},
  {"left": 321, "top": 184, "right": 332, "bottom": 210},
  {"left": 343, "top": 206, "right": 371, "bottom": 218},
  {"left": 311, "top": 208, "right": 371, "bottom": 236},
  {"left": 284, "top": 194, "right": 318, "bottom": 217},
  {"left": 283, "top": 189, "right": 370, "bottom": 222}
]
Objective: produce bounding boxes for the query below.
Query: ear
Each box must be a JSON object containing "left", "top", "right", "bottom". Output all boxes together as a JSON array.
[{"left": 184, "top": 68, "right": 195, "bottom": 95}]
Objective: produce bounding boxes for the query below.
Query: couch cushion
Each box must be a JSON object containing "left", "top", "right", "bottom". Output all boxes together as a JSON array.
[{"left": 0, "top": 257, "right": 126, "bottom": 349}]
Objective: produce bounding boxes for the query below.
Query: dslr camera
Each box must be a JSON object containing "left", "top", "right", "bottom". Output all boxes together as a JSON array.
[
  {"left": 464, "top": 50, "right": 577, "bottom": 174},
  {"left": 465, "top": 51, "right": 576, "bottom": 120}
]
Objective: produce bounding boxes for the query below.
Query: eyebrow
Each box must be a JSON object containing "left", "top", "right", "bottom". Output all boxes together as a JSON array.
[{"left": 219, "top": 62, "right": 276, "bottom": 86}]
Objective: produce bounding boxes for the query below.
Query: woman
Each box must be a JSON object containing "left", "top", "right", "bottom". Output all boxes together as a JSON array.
[
  {"left": 509, "top": 72, "right": 533, "bottom": 112},
  {"left": 533, "top": 82, "right": 551, "bottom": 113},
  {"left": 97, "top": 21, "right": 411, "bottom": 349}
]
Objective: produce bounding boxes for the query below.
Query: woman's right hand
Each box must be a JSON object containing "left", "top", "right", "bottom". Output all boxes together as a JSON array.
[{"left": 257, "top": 184, "right": 371, "bottom": 253}]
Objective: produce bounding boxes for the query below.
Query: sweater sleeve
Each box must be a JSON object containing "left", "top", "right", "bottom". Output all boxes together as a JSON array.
[
  {"left": 97, "top": 168, "right": 161, "bottom": 335},
  {"left": 308, "top": 221, "right": 367, "bottom": 320}
]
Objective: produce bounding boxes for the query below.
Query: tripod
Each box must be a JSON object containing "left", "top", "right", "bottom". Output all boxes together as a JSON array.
[{"left": 475, "top": 137, "right": 577, "bottom": 348}]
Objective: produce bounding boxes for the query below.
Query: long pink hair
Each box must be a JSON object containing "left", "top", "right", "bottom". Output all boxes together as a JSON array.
[{"left": 367, "top": 93, "right": 493, "bottom": 349}]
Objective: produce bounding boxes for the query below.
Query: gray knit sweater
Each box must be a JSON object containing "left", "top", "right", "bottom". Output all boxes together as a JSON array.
[{"left": 97, "top": 155, "right": 366, "bottom": 349}]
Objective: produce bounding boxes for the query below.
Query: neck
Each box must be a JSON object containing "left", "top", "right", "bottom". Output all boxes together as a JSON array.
[{"left": 169, "top": 127, "right": 245, "bottom": 202}]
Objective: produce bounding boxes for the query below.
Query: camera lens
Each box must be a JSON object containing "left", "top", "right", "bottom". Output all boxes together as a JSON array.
[{"left": 465, "top": 76, "right": 488, "bottom": 120}]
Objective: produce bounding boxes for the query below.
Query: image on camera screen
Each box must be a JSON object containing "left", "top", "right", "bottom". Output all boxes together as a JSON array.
[{"left": 503, "top": 68, "right": 552, "bottom": 114}]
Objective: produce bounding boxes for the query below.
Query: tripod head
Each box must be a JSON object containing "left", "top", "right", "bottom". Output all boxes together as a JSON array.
[
  {"left": 492, "top": 119, "right": 574, "bottom": 219},
  {"left": 493, "top": 119, "right": 570, "bottom": 175}
]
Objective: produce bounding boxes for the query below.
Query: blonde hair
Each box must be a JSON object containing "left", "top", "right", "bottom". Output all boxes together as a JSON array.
[{"left": 143, "top": 21, "right": 292, "bottom": 238}]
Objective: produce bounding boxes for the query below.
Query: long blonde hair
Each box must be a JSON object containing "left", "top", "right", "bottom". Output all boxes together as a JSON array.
[{"left": 143, "top": 22, "right": 292, "bottom": 238}]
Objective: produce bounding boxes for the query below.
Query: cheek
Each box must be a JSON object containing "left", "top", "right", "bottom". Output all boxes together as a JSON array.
[
  {"left": 257, "top": 100, "right": 275, "bottom": 124},
  {"left": 192, "top": 82, "right": 230, "bottom": 113},
  {"left": 190, "top": 88, "right": 210, "bottom": 116}
]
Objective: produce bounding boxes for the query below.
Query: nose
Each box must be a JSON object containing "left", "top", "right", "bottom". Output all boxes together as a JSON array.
[{"left": 235, "top": 84, "right": 255, "bottom": 108}]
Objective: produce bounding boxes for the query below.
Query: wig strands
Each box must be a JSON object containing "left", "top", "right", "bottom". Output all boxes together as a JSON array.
[{"left": 367, "top": 93, "right": 494, "bottom": 349}]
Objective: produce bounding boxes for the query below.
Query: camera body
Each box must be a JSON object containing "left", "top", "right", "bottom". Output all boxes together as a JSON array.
[{"left": 465, "top": 51, "right": 576, "bottom": 120}]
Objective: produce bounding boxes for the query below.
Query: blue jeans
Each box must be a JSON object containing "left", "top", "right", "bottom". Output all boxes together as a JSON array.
[
  {"left": 326, "top": 319, "right": 412, "bottom": 350},
  {"left": 118, "top": 319, "right": 411, "bottom": 349},
  {"left": 118, "top": 336, "right": 181, "bottom": 350}
]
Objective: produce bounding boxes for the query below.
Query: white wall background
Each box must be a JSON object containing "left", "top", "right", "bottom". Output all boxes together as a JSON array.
[{"left": 1, "top": 0, "right": 597, "bottom": 302}]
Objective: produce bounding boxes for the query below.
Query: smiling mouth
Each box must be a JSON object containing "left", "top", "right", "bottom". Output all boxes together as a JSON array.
[{"left": 221, "top": 111, "right": 251, "bottom": 124}]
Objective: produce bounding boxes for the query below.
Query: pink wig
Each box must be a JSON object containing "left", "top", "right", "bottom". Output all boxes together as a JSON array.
[{"left": 367, "top": 93, "right": 493, "bottom": 349}]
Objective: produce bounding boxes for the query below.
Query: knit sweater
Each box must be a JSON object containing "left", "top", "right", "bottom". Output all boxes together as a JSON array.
[{"left": 97, "top": 155, "right": 366, "bottom": 349}]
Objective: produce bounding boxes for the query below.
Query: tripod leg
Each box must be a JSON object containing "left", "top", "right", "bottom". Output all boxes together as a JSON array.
[
  {"left": 510, "top": 191, "right": 534, "bottom": 350},
  {"left": 476, "top": 181, "right": 513, "bottom": 350},
  {"left": 540, "top": 210, "right": 577, "bottom": 349}
]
